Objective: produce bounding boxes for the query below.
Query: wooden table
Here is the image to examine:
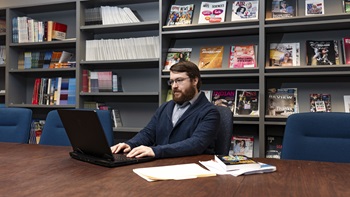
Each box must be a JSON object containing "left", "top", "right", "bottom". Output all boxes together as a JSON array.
[{"left": 0, "top": 143, "right": 349, "bottom": 197}]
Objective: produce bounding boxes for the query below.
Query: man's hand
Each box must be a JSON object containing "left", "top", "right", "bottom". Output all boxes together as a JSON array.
[
  {"left": 110, "top": 143, "right": 131, "bottom": 154},
  {"left": 126, "top": 145, "right": 155, "bottom": 158}
]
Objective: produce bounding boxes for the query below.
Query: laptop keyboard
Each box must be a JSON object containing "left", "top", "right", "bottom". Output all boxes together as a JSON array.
[{"left": 113, "top": 154, "right": 137, "bottom": 161}]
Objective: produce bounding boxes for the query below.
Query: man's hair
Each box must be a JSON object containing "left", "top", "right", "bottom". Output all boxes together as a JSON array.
[{"left": 170, "top": 61, "right": 202, "bottom": 90}]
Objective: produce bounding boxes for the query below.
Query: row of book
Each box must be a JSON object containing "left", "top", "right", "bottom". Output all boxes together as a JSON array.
[
  {"left": 167, "top": 0, "right": 350, "bottom": 26},
  {"left": 84, "top": 6, "right": 140, "bottom": 25},
  {"left": 18, "top": 51, "right": 74, "bottom": 69},
  {"left": 85, "top": 36, "right": 159, "bottom": 61},
  {"left": 31, "top": 77, "right": 76, "bottom": 105},
  {"left": 83, "top": 101, "right": 123, "bottom": 128},
  {"left": 188, "top": 89, "right": 350, "bottom": 117},
  {"left": 82, "top": 70, "right": 123, "bottom": 93},
  {"left": 164, "top": 45, "right": 257, "bottom": 70},
  {"left": 12, "top": 16, "right": 68, "bottom": 43}
]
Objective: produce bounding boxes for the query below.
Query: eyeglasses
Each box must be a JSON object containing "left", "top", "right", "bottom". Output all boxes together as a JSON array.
[{"left": 167, "top": 77, "right": 190, "bottom": 86}]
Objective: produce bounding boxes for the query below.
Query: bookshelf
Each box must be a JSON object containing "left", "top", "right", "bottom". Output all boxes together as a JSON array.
[{"left": 0, "top": 0, "right": 349, "bottom": 157}]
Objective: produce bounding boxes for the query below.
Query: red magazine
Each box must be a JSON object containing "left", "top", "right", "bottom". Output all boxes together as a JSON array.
[{"left": 51, "top": 22, "right": 67, "bottom": 40}]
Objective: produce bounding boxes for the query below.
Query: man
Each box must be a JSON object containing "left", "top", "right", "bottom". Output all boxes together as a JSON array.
[{"left": 111, "top": 61, "right": 220, "bottom": 158}]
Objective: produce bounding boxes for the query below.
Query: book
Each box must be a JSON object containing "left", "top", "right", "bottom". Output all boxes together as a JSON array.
[
  {"left": 271, "top": 0, "right": 297, "bottom": 18},
  {"left": 344, "top": 95, "right": 350, "bottom": 113},
  {"left": 214, "top": 155, "right": 260, "bottom": 171},
  {"left": 269, "top": 43, "right": 300, "bottom": 67},
  {"left": 166, "top": 89, "right": 173, "bottom": 102},
  {"left": 234, "top": 89, "right": 259, "bottom": 116},
  {"left": 166, "top": 4, "right": 194, "bottom": 26},
  {"left": 211, "top": 90, "right": 235, "bottom": 112},
  {"left": 230, "top": 136, "right": 254, "bottom": 157},
  {"left": 0, "top": 19, "right": 5, "bottom": 33},
  {"left": 202, "top": 90, "right": 212, "bottom": 102},
  {"left": 51, "top": 22, "right": 67, "bottom": 40},
  {"left": 342, "top": 37, "right": 350, "bottom": 64},
  {"left": 310, "top": 93, "right": 331, "bottom": 112},
  {"left": 344, "top": 0, "right": 350, "bottom": 13},
  {"left": 231, "top": 1, "right": 259, "bottom": 21},
  {"left": 198, "top": 1, "right": 227, "bottom": 24},
  {"left": 266, "top": 88, "right": 298, "bottom": 117},
  {"left": 305, "top": 0, "right": 324, "bottom": 15},
  {"left": 266, "top": 136, "right": 283, "bottom": 159},
  {"left": 164, "top": 48, "right": 192, "bottom": 70},
  {"left": 112, "top": 108, "right": 123, "bottom": 128},
  {"left": 0, "top": 45, "right": 5, "bottom": 64},
  {"left": 198, "top": 46, "right": 224, "bottom": 69},
  {"left": 306, "top": 40, "right": 339, "bottom": 65},
  {"left": 229, "top": 45, "right": 256, "bottom": 68}
]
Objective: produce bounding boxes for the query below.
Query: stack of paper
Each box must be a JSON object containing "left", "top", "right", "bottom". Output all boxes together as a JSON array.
[{"left": 133, "top": 163, "right": 216, "bottom": 182}]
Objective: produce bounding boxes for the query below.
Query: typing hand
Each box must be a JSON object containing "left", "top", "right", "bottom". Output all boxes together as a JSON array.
[
  {"left": 110, "top": 143, "right": 131, "bottom": 154},
  {"left": 127, "top": 145, "right": 155, "bottom": 158}
]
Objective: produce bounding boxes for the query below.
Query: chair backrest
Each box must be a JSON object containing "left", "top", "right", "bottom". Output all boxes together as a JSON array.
[
  {"left": 0, "top": 108, "right": 32, "bottom": 143},
  {"left": 281, "top": 112, "right": 350, "bottom": 163},
  {"left": 40, "top": 109, "right": 114, "bottom": 146},
  {"left": 214, "top": 106, "right": 234, "bottom": 155}
]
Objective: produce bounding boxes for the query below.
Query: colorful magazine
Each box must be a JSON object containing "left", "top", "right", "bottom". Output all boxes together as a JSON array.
[
  {"left": 198, "top": 46, "right": 224, "bottom": 69},
  {"left": 166, "top": 4, "right": 194, "bottom": 26},
  {"left": 212, "top": 90, "right": 236, "bottom": 112},
  {"left": 305, "top": 0, "right": 324, "bottom": 15},
  {"left": 310, "top": 93, "right": 331, "bottom": 112},
  {"left": 231, "top": 1, "right": 259, "bottom": 21},
  {"left": 271, "top": 0, "right": 297, "bottom": 18},
  {"left": 234, "top": 89, "right": 259, "bottom": 116},
  {"left": 306, "top": 40, "right": 339, "bottom": 66},
  {"left": 163, "top": 48, "right": 192, "bottom": 70},
  {"left": 266, "top": 88, "right": 298, "bottom": 117},
  {"left": 198, "top": 1, "right": 227, "bottom": 24},
  {"left": 269, "top": 43, "right": 300, "bottom": 67},
  {"left": 229, "top": 45, "right": 256, "bottom": 68}
]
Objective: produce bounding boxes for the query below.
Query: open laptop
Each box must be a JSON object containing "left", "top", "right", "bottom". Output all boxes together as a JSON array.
[{"left": 57, "top": 109, "right": 154, "bottom": 167}]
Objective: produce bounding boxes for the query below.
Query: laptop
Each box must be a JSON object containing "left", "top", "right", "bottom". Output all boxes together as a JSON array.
[{"left": 57, "top": 109, "right": 154, "bottom": 167}]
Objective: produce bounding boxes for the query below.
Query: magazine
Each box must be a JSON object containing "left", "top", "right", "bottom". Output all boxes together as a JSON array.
[
  {"left": 231, "top": 1, "right": 259, "bottom": 21},
  {"left": 344, "top": 0, "right": 350, "bottom": 13},
  {"left": 230, "top": 135, "right": 254, "bottom": 158},
  {"left": 342, "top": 37, "right": 350, "bottom": 64},
  {"left": 266, "top": 136, "right": 283, "bottom": 159},
  {"left": 163, "top": 48, "right": 192, "bottom": 70},
  {"left": 166, "top": 4, "right": 194, "bottom": 26},
  {"left": 234, "top": 89, "right": 259, "bottom": 116},
  {"left": 344, "top": 95, "right": 350, "bottom": 113},
  {"left": 269, "top": 43, "right": 300, "bottom": 67},
  {"left": 271, "top": 0, "right": 297, "bottom": 18},
  {"left": 229, "top": 45, "right": 256, "bottom": 68},
  {"left": 267, "top": 88, "right": 298, "bottom": 117},
  {"left": 211, "top": 90, "right": 235, "bottom": 112},
  {"left": 198, "top": 1, "right": 227, "bottom": 24},
  {"left": 198, "top": 46, "right": 224, "bottom": 69},
  {"left": 305, "top": 0, "right": 324, "bottom": 15},
  {"left": 306, "top": 40, "right": 339, "bottom": 66},
  {"left": 310, "top": 93, "right": 331, "bottom": 112}
]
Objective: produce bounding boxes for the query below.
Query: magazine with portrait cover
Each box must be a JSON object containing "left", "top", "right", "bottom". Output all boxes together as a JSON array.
[
  {"left": 269, "top": 43, "right": 300, "bottom": 67},
  {"left": 266, "top": 88, "right": 298, "bottom": 117},
  {"left": 234, "top": 89, "right": 259, "bottom": 116},
  {"left": 198, "top": 1, "right": 227, "bottom": 24},
  {"left": 231, "top": 1, "right": 259, "bottom": 21},
  {"left": 305, "top": 0, "right": 324, "bottom": 15},
  {"left": 310, "top": 93, "right": 331, "bottom": 112},
  {"left": 342, "top": 37, "right": 350, "bottom": 64},
  {"left": 211, "top": 90, "right": 236, "bottom": 112},
  {"left": 306, "top": 40, "right": 339, "bottom": 66},
  {"left": 163, "top": 48, "right": 192, "bottom": 70},
  {"left": 229, "top": 45, "right": 256, "bottom": 68},
  {"left": 229, "top": 135, "right": 254, "bottom": 158},
  {"left": 165, "top": 4, "right": 194, "bottom": 26},
  {"left": 271, "top": 0, "right": 297, "bottom": 18}
]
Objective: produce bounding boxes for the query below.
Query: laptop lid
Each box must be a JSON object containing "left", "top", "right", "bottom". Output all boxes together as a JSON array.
[{"left": 57, "top": 109, "right": 154, "bottom": 167}]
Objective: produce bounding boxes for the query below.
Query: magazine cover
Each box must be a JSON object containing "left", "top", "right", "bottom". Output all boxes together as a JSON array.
[
  {"left": 344, "top": 0, "right": 350, "bottom": 13},
  {"left": 229, "top": 45, "right": 256, "bottom": 68},
  {"left": 306, "top": 40, "right": 338, "bottom": 66},
  {"left": 198, "top": 1, "right": 227, "bottom": 24},
  {"left": 269, "top": 43, "right": 300, "bottom": 67},
  {"left": 310, "top": 93, "right": 331, "bottom": 112},
  {"left": 198, "top": 46, "right": 224, "bottom": 69},
  {"left": 234, "top": 89, "right": 259, "bottom": 116},
  {"left": 305, "top": 0, "right": 324, "bottom": 15},
  {"left": 211, "top": 90, "right": 236, "bottom": 112},
  {"left": 266, "top": 136, "right": 283, "bottom": 159},
  {"left": 166, "top": 4, "right": 194, "bottom": 26},
  {"left": 342, "top": 38, "right": 350, "bottom": 64},
  {"left": 231, "top": 1, "right": 259, "bottom": 21},
  {"left": 267, "top": 88, "right": 298, "bottom": 117},
  {"left": 271, "top": 0, "right": 297, "bottom": 18},
  {"left": 163, "top": 48, "right": 192, "bottom": 70},
  {"left": 230, "top": 136, "right": 254, "bottom": 158}
]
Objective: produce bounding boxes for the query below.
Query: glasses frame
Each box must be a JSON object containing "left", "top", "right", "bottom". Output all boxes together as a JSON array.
[{"left": 167, "top": 77, "right": 190, "bottom": 86}]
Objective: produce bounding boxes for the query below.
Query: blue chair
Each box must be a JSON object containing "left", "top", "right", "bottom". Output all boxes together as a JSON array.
[
  {"left": 214, "top": 106, "right": 234, "bottom": 155},
  {"left": 0, "top": 108, "right": 32, "bottom": 143},
  {"left": 281, "top": 112, "right": 350, "bottom": 163},
  {"left": 39, "top": 109, "right": 114, "bottom": 146}
]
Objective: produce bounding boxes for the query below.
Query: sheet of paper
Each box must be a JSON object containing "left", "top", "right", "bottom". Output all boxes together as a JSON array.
[{"left": 133, "top": 163, "right": 216, "bottom": 182}]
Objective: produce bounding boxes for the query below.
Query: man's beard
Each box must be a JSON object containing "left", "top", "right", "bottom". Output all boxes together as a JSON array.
[{"left": 172, "top": 86, "right": 196, "bottom": 105}]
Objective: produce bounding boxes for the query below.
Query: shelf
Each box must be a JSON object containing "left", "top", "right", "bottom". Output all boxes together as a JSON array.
[
  {"left": 81, "top": 21, "right": 159, "bottom": 34},
  {"left": 80, "top": 58, "right": 159, "bottom": 69},
  {"left": 8, "top": 104, "right": 76, "bottom": 108},
  {"left": 9, "top": 40, "right": 76, "bottom": 49}
]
